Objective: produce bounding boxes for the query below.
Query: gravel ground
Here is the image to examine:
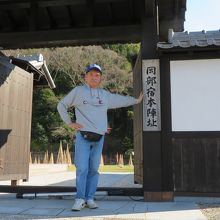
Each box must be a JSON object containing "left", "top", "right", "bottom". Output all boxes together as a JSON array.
[{"left": 199, "top": 203, "right": 220, "bottom": 220}]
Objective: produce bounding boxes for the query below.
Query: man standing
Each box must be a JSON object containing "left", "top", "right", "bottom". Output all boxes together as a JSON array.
[{"left": 57, "top": 64, "right": 143, "bottom": 211}]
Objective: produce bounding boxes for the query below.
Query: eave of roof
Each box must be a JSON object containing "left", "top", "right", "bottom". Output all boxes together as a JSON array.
[
  {"left": 0, "top": 54, "right": 55, "bottom": 89},
  {"left": 12, "top": 57, "right": 55, "bottom": 89},
  {"left": 0, "top": 0, "right": 186, "bottom": 49},
  {"left": 158, "top": 29, "right": 220, "bottom": 49}
]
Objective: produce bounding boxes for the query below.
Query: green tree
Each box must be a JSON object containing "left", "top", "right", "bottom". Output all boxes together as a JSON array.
[
  {"left": 32, "top": 88, "right": 73, "bottom": 151},
  {"left": 102, "top": 43, "right": 140, "bottom": 64}
]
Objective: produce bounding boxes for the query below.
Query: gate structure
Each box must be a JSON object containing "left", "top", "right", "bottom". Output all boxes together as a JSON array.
[
  {"left": 0, "top": 57, "right": 33, "bottom": 183},
  {"left": 158, "top": 30, "right": 220, "bottom": 195},
  {"left": 0, "top": 54, "right": 55, "bottom": 185},
  {"left": 0, "top": 0, "right": 190, "bottom": 201}
]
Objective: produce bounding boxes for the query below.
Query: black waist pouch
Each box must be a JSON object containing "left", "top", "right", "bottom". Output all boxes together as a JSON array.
[{"left": 80, "top": 131, "right": 103, "bottom": 142}]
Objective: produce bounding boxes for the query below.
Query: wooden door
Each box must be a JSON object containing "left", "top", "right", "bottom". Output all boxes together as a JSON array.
[{"left": 0, "top": 58, "right": 33, "bottom": 181}]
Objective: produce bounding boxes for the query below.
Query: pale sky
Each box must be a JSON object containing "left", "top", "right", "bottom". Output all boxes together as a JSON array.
[{"left": 184, "top": 0, "right": 220, "bottom": 32}]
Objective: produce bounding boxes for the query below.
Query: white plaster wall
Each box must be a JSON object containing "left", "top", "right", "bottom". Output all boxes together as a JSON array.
[{"left": 170, "top": 59, "right": 220, "bottom": 131}]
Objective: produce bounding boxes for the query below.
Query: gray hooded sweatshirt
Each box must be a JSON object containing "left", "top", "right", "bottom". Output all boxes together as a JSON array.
[{"left": 57, "top": 84, "right": 138, "bottom": 135}]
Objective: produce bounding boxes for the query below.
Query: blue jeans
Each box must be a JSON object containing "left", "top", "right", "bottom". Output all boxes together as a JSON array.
[{"left": 74, "top": 131, "right": 104, "bottom": 200}]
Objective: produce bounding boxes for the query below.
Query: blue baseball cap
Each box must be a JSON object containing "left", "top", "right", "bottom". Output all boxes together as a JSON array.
[{"left": 85, "top": 64, "right": 102, "bottom": 74}]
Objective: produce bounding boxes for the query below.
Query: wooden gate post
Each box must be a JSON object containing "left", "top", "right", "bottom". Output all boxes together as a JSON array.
[{"left": 139, "top": 0, "right": 173, "bottom": 201}]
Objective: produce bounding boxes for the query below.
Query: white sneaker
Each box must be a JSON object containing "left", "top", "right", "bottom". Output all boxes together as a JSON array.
[
  {"left": 86, "top": 199, "right": 98, "bottom": 209},
  {"left": 71, "top": 198, "right": 85, "bottom": 211}
]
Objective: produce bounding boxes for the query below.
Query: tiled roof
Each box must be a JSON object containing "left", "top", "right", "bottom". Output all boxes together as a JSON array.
[{"left": 157, "top": 29, "right": 220, "bottom": 49}]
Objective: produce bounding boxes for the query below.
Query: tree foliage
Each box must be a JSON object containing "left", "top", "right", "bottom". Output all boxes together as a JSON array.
[{"left": 103, "top": 43, "right": 140, "bottom": 65}]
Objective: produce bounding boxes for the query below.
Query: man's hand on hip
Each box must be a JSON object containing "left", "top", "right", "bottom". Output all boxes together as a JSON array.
[{"left": 68, "top": 122, "right": 83, "bottom": 130}]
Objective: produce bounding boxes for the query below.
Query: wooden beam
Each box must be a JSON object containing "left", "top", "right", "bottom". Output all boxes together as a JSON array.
[
  {"left": 128, "top": 0, "right": 134, "bottom": 22},
  {"left": 28, "top": 2, "right": 38, "bottom": 31},
  {"left": 144, "top": 0, "right": 156, "bottom": 17},
  {"left": 159, "top": 18, "right": 184, "bottom": 41},
  {"left": 0, "top": 25, "right": 141, "bottom": 49},
  {"left": 106, "top": 2, "right": 113, "bottom": 23},
  {"left": 66, "top": 5, "right": 75, "bottom": 27},
  {"left": 0, "top": 0, "right": 122, "bottom": 3},
  {"left": 0, "top": 185, "right": 143, "bottom": 197},
  {"left": 6, "top": 9, "right": 17, "bottom": 29},
  {"left": 85, "top": 0, "right": 94, "bottom": 27},
  {"left": 0, "top": 0, "right": 129, "bottom": 9},
  {"left": 160, "top": 57, "right": 173, "bottom": 193},
  {"left": 0, "top": 0, "right": 83, "bottom": 9},
  {"left": 141, "top": 1, "right": 171, "bottom": 201},
  {"left": 45, "top": 6, "right": 56, "bottom": 28},
  {"left": 144, "top": 192, "right": 173, "bottom": 201}
]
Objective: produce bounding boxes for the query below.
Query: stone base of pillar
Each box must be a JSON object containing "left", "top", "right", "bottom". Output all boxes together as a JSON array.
[{"left": 144, "top": 191, "right": 173, "bottom": 202}]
